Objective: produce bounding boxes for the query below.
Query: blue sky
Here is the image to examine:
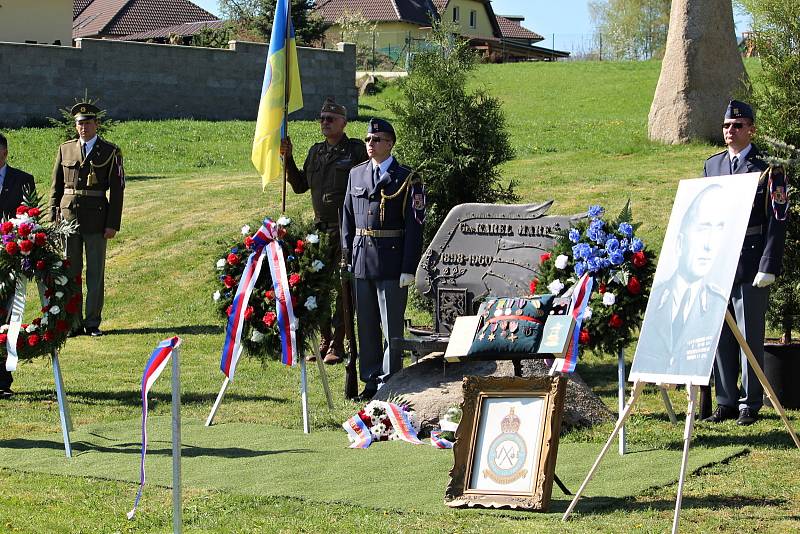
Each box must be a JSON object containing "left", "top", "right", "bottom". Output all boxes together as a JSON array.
[{"left": 192, "top": 0, "right": 751, "bottom": 55}]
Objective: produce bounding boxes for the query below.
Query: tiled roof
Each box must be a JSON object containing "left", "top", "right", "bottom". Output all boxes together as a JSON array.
[
  {"left": 122, "top": 19, "right": 226, "bottom": 40},
  {"left": 73, "top": 0, "right": 216, "bottom": 39},
  {"left": 315, "top": 0, "right": 438, "bottom": 26},
  {"left": 432, "top": 0, "right": 448, "bottom": 11},
  {"left": 496, "top": 15, "right": 543, "bottom": 41},
  {"left": 74, "top": 0, "right": 94, "bottom": 18}
]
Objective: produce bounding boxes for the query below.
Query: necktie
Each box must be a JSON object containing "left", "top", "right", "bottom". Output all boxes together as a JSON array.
[
  {"left": 731, "top": 156, "right": 739, "bottom": 173},
  {"left": 374, "top": 165, "right": 380, "bottom": 186},
  {"left": 81, "top": 143, "right": 86, "bottom": 160},
  {"left": 672, "top": 289, "right": 690, "bottom": 336}
]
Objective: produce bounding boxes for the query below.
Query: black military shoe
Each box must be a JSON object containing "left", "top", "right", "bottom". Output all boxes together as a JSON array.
[
  {"left": 86, "top": 327, "right": 104, "bottom": 337},
  {"left": 737, "top": 407, "right": 759, "bottom": 426},
  {"left": 354, "top": 388, "right": 377, "bottom": 403},
  {"left": 68, "top": 327, "right": 84, "bottom": 337},
  {"left": 0, "top": 389, "right": 14, "bottom": 399},
  {"left": 703, "top": 405, "right": 737, "bottom": 423}
]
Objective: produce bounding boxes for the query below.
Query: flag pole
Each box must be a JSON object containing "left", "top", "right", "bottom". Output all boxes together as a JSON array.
[{"left": 281, "top": 0, "right": 292, "bottom": 215}]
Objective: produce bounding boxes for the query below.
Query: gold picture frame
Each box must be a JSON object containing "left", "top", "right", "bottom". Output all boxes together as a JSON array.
[{"left": 445, "top": 375, "right": 566, "bottom": 511}]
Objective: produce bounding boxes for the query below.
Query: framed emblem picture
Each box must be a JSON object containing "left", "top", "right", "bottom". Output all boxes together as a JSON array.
[{"left": 445, "top": 376, "right": 566, "bottom": 511}]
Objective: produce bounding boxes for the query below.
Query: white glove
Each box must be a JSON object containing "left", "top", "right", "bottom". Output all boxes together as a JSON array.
[
  {"left": 752, "top": 272, "right": 776, "bottom": 288},
  {"left": 399, "top": 273, "right": 415, "bottom": 288}
]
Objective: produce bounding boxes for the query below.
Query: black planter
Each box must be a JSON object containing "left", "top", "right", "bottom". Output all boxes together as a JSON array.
[{"left": 763, "top": 343, "right": 800, "bottom": 409}]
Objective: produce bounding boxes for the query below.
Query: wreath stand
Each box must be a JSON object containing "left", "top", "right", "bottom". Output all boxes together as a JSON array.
[
  {"left": 205, "top": 334, "right": 334, "bottom": 433},
  {"left": 563, "top": 310, "right": 800, "bottom": 533},
  {"left": 6, "top": 276, "right": 74, "bottom": 458}
]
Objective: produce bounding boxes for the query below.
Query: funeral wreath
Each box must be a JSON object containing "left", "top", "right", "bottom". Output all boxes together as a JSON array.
[
  {"left": 213, "top": 216, "right": 336, "bottom": 361},
  {"left": 536, "top": 202, "right": 657, "bottom": 354},
  {"left": 0, "top": 195, "right": 81, "bottom": 360}
]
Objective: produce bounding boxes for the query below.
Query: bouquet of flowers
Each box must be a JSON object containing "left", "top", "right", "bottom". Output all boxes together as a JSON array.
[
  {"left": 0, "top": 195, "right": 81, "bottom": 360},
  {"left": 212, "top": 216, "right": 337, "bottom": 362},
  {"left": 354, "top": 399, "right": 419, "bottom": 442},
  {"left": 536, "top": 202, "right": 657, "bottom": 355}
]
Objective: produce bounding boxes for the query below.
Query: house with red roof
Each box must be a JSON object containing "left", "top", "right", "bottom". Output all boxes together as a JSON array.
[
  {"left": 73, "top": 0, "right": 217, "bottom": 41},
  {"left": 315, "top": 0, "right": 569, "bottom": 63}
]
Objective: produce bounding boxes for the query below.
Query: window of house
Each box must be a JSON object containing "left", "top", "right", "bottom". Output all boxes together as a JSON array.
[
  {"left": 453, "top": 6, "right": 460, "bottom": 22},
  {"left": 469, "top": 10, "right": 477, "bottom": 28}
]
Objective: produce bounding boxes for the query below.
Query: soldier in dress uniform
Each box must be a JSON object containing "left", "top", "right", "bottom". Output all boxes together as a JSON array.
[
  {"left": 341, "top": 118, "right": 425, "bottom": 400},
  {"left": 49, "top": 103, "right": 125, "bottom": 337},
  {"left": 280, "top": 98, "right": 368, "bottom": 364},
  {"left": 702, "top": 100, "right": 788, "bottom": 426},
  {"left": 0, "top": 132, "right": 36, "bottom": 398}
]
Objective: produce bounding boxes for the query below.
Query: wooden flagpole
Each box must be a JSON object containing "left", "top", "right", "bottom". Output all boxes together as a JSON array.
[{"left": 280, "top": 0, "right": 292, "bottom": 215}]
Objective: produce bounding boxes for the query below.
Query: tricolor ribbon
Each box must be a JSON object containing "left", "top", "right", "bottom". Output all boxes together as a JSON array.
[
  {"left": 4, "top": 275, "right": 28, "bottom": 373},
  {"left": 430, "top": 430, "right": 454, "bottom": 449},
  {"left": 550, "top": 273, "right": 593, "bottom": 374},
  {"left": 767, "top": 169, "right": 790, "bottom": 222},
  {"left": 342, "top": 415, "right": 373, "bottom": 449},
  {"left": 220, "top": 219, "right": 297, "bottom": 380},
  {"left": 128, "top": 336, "right": 181, "bottom": 520}
]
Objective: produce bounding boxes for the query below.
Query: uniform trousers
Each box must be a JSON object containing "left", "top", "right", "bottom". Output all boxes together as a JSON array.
[
  {"left": 354, "top": 278, "right": 407, "bottom": 390},
  {"left": 67, "top": 232, "right": 107, "bottom": 329},
  {"left": 714, "top": 282, "right": 769, "bottom": 411}
]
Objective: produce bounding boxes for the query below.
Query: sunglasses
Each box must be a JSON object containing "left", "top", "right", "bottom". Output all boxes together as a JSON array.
[
  {"left": 722, "top": 122, "right": 745, "bottom": 130},
  {"left": 319, "top": 115, "right": 340, "bottom": 123},
  {"left": 364, "top": 136, "right": 390, "bottom": 144}
]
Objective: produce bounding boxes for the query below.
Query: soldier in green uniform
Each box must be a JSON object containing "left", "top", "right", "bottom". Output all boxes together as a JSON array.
[
  {"left": 49, "top": 103, "right": 125, "bottom": 337},
  {"left": 280, "top": 98, "right": 368, "bottom": 363}
]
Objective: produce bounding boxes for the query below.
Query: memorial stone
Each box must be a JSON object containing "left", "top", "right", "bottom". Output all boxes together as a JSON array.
[{"left": 415, "top": 201, "right": 578, "bottom": 332}]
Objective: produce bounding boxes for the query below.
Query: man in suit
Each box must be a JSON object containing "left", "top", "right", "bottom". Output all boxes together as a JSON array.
[
  {"left": 703, "top": 100, "right": 788, "bottom": 425},
  {"left": 49, "top": 103, "right": 125, "bottom": 337},
  {"left": 341, "top": 118, "right": 425, "bottom": 400},
  {"left": 0, "top": 132, "right": 36, "bottom": 398},
  {"left": 634, "top": 184, "right": 730, "bottom": 381},
  {"left": 281, "top": 98, "right": 368, "bottom": 364}
]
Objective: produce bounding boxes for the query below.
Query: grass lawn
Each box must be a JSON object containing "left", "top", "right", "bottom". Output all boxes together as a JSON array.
[{"left": 1, "top": 58, "right": 798, "bottom": 533}]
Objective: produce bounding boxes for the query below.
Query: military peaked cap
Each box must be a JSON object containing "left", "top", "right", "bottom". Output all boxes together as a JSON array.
[
  {"left": 367, "top": 118, "right": 395, "bottom": 140},
  {"left": 71, "top": 102, "right": 100, "bottom": 121},
  {"left": 320, "top": 97, "right": 347, "bottom": 117},
  {"left": 725, "top": 100, "right": 754, "bottom": 121}
]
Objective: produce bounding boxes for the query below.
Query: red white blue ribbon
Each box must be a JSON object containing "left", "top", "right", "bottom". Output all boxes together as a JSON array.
[
  {"left": 551, "top": 273, "right": 593, "bottom": 374},
  {"left": 430, "top": 430, "right": 454, "bottom": 449},
  {"left": 220, "top": 219, "right": 297, "bottom": 379},
  {"left": 385, "top": 402, "right": 422, "bottom": 445},
  {"left": 342, "top": 415, "right": 373, "bottom": 449},
  {"left": 128, "top": 336, "right": 181, "bottom": 520}
]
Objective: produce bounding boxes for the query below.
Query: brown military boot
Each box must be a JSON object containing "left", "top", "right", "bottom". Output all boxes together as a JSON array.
[
  {"left": 323, "top": 344, "right": 344, "bottom": 365},
  {"left": 309, "top": 336, "right": 331, "bottom": 362}
]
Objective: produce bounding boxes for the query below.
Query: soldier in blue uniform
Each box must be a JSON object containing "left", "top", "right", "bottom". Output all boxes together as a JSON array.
[
  {"left": 341, "top": 119, "right": 425, "bottom": 400},
  {"left": 703, "top": 100, "right": 788, "bottom": 426}
]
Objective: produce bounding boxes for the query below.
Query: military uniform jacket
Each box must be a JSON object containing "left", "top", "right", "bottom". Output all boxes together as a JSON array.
[
  {"left": 341, "top": 159, "right": 425, "bottom": 280},
  {"left": 49, "top": 137, "right": 124, "bottom": 234},
  {"left": 0, "top": 166, "right": 36, "bottom": 219},
  {"left": 704, "top": 144, "right": 787, "bottom": 283},
  {"left": 286, "top": 135, "right": 368, "bottom": 227}
]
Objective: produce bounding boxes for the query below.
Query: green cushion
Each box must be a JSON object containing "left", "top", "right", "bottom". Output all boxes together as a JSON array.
[{"left": 467, "top": 295, "right": 555, "bottom": 355}]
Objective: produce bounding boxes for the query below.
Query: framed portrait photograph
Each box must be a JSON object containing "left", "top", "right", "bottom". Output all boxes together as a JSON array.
[
  {"left": 630, "top": 173, "right": 761, "bottom": 386},
  {"left": 445, "top": 375, "right": 566, "bottom": 511}
]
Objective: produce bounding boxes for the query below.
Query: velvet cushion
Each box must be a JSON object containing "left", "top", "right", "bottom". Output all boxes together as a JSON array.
[{"left": 467, "top": 295, "right": 555, "bottom": 355}]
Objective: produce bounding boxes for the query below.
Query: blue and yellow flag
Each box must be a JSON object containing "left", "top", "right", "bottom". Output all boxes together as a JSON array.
[{"left": 252, "top": 0, "right": 303, "bottom": 189}]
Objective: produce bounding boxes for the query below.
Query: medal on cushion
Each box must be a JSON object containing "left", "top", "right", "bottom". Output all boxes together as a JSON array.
[
  {"left": 499, "top": 320, "right": 508, "bottom": 338},
  {"left": 488, "top": 322, "right": 498, "bottom": 341},
  {"left": 508, "top": 321, "right": 519, "bottom": 343}
]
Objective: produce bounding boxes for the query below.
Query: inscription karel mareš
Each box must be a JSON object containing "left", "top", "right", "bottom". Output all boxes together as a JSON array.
[{"left": 416, "top": 201, "right": 579, "bottom": 310}]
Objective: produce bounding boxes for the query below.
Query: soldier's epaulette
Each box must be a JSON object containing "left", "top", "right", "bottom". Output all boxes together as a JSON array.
[
  {"left": 705, "top": 149, "right": 727, "bottom": 162},
  {"left": 707, "top": 282, "right": 728, "bottom": 299},
  {"left": 60, "top": 138, "right": 79, "bottom": 147},
  {"left": 352, "top": 160, "right": 370, "bottom": 170}
]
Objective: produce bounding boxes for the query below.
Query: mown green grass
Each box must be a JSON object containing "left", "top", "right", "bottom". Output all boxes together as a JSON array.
[{"left": 1, "top": 58, "right": 798, "bottom": 533}]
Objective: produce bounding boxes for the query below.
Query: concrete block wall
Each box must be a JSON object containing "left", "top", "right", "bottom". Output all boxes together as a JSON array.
[{"left": 0, "top": 39, "right": 358, "bottom": 127}]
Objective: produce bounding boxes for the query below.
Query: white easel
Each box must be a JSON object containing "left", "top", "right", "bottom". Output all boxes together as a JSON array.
[
  {"left": 564, "top": 310, "right": 800, "bottom": 532},
  {"left": 205, "top": 338, "right": 334, "bottom": 433}
]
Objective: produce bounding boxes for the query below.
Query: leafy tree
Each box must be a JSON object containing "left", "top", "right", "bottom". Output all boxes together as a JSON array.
[
  {"left": 589, "top": 0, "right": 671, "bottom": 60},
  {"left": 218, "top": 0, "right": 329, "bottom": 45},
  {"left": 190, "top": 23, "right": 236, "bottom": 48},
  {"left": 388, "top": 23, "right": 517, "bottom": 248},
  {"left": 335, "top": 11, "right": 378, "bottom": 69},
  {"left": 738, "top": 0, "right": 800, "bottom": 342}
]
